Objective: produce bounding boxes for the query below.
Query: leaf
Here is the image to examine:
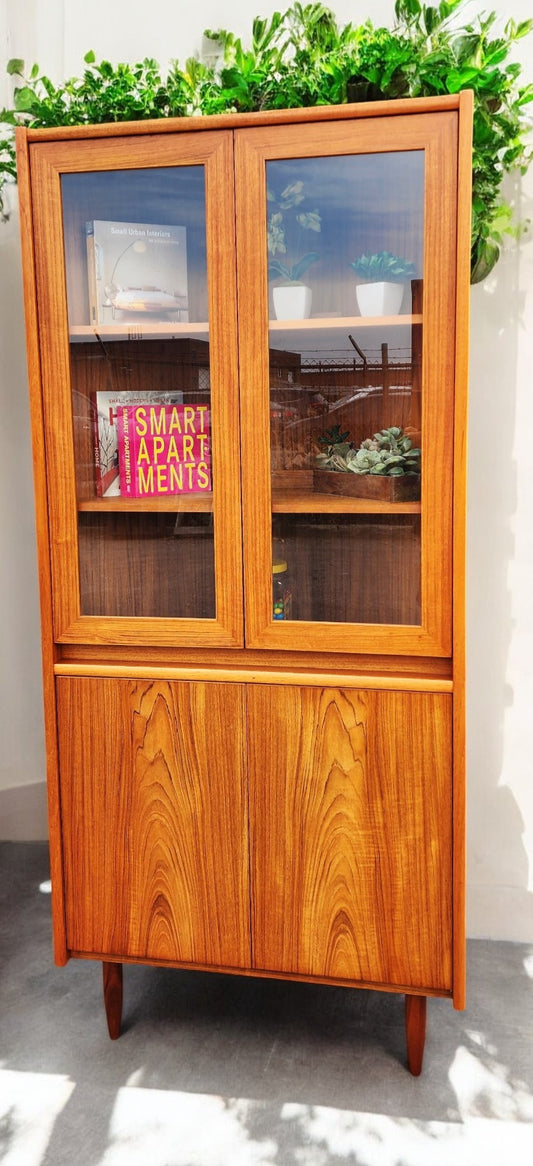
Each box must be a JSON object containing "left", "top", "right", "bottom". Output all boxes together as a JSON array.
[
  {"left": 14, "top": 86, "right": 38, "bottom": 111},
  {"left": 290, "top": 251, "right": 319, "bottom": 280},
  {"left": 7, "top": 59, "right": 25, "bottom": 76},
  {"left": 84, "top": 50, "right": 96, "bottom": 64}
]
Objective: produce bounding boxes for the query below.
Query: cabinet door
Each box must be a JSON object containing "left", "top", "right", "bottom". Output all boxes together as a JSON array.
[
  {"left": 248, "top": 685, "right": 452, "bottom": 992},
  {"left": 236, "top": 111, "right": 465, "bottom": 655},
  {"left": 57, "top": 678, "right": 250, "bottom": 967},
  {"left": 29, "top": 131, "right": 242, "bottom": 647}
]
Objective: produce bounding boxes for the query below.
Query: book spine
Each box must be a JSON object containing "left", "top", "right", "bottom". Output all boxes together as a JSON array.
[
  {"left": 85, "top": 223, "right": 98, "bottom": 326},
  {"left": 117, "top": 407, "right": 134, "bottom": 497},
  {"left": 92, "top": 393, "right": 104, "bottom": 497}
]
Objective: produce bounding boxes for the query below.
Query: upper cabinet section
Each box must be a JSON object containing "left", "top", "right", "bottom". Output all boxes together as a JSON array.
[{"left": 21, "top": 98, "right": 471, "bottom": 655}]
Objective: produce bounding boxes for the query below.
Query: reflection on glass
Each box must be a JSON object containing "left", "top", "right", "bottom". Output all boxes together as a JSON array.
[
  {"left": 273, "top": 515, "right": 421, "bottom": 625},
  {"left": 267, "top": 151, "right": 424, "bottom": 627},
  {"left": 61, "top": 167, "right": 216, "bottom": 620}
]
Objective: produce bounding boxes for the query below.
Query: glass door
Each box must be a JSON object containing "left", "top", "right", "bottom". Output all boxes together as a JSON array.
[
  {"left": 236, "top": 113, "right": 458, "bottom": 656},
  {"left": 29, "top": 131, "right": 243, "bottom": 646}
]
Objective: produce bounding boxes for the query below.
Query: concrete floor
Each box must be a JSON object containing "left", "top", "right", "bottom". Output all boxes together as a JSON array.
[{"left": 1, "top": 841, "right": 532, "bottom": 1165}]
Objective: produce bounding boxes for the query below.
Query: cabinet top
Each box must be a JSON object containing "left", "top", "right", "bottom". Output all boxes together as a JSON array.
[{"left": 18, "top": 91, "right": 471, "bottom": 144}]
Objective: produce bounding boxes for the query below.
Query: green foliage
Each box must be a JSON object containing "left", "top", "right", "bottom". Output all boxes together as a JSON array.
[
  {"left": 1, "top": 1, "right": 532, "bottom": 278},
  {"left": 349, "top": 251, "right": 417, "bottom": 281},
  {"left": 316, "top": 425, "right": 421, "bottom": 476}
]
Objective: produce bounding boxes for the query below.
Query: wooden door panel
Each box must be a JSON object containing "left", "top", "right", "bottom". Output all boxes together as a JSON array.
[
  {"left": 29, "top": 131, "right": 243, "bottom": 647},
  {"left": 237, "top": 113, "right": 458, "bottom": 656},
  {"left": 248, "top": 685, "right": 452, "bottom": 991},
  {"left": 57, "top": 677, "right": 250, "bottom": 967}
]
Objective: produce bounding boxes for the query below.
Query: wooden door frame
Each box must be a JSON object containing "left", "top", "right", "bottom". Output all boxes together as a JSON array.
[{"left": 26, "top": 129, "right": 244, "bottom": 648}]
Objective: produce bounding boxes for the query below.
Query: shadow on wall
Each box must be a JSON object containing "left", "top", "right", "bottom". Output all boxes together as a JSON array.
[
  {"left": 0, "top": 188, "right": 46, "bottom": 841},
  {"left": 466, "top": 173, "right": 533, "bottom": 941}
]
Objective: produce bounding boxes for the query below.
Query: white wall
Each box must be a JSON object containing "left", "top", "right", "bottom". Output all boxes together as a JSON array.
[{"left": 1, "top": 0, "right": 532, "bottom": 939}]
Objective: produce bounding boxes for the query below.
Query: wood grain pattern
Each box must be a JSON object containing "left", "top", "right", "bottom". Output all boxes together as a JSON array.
[
  {"left": 56, "top": 678, "right": 250, "bottom": 967},
  {"left": 56, "top": 646, "right": 454, "bottom": 679},
  {"left": 53, "top": 662, "right": 453, "bottom": 693},
  {"left": 248, "top": 686, "right": 453, "bottom": 991},
  {"left": 24, "top": 94, "right": 462, "bottom": 142}
]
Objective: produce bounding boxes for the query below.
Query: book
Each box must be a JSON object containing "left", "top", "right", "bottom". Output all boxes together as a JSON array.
[
  {"left": 116, "top": 403, "right": 211, "bottom": 498},
  {"left": 86, "top": 220, "right": 189, "bottom": 325},
  {"left": 93, "top": 390, "right": 184, "bottom": 497}
]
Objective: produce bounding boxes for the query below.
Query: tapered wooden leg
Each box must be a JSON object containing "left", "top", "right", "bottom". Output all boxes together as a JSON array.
[
  {"left": 405, "top": 994, "right": 427, "bottom": 1076},
  {"left": 102, "top": 961, "right": 123, "bottom": 1040}
]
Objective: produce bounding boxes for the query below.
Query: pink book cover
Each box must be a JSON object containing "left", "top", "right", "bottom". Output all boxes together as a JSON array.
[{"left": 117, "top": 403, "right": 211, "bottom": 497}]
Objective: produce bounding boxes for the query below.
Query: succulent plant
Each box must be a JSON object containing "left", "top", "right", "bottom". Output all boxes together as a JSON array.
[
  {"left": 316, "top": 425, "right": 420, "bottom": 476},
  {"left": 349, "top": 251, "right": 416, "bottom": 282}
]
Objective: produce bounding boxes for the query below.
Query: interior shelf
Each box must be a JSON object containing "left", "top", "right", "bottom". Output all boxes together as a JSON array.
[
  {"left": 69, "top": 321, "right": 210, "bottom": 341},
  {"left": 68, "top": 314, "right": 422, "bottom": 342},
  {"left": 78, "top": 492, "right": 419, "bottom": 516},
  {"left": 272, "top": 491, "right": 421, "bottom": 514},
  {"left": 268, "top": 314, "right": 422, "bottom": 331},
  {"left": 78, "top": 494, "right": 213, "bottom": 513}
]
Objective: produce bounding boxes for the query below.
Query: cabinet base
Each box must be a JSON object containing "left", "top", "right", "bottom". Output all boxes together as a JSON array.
[{"left": 100, "top": 962, "right": 429, "bottom": 1073}]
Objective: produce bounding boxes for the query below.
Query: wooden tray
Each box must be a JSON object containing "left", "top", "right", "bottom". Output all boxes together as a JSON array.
[{"left": 313, "top": 468, "right": 421, "bottom": 502}]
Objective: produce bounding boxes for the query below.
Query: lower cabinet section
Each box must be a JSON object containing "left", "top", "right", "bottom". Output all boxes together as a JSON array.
[{"left": 56, "top": 676, "right": 452, "bottom": 995}]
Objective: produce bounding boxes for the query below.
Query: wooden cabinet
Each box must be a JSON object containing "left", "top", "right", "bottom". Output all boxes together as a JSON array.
[{"left": 16, "top": 91, "right": 472, "bottom": 1075}]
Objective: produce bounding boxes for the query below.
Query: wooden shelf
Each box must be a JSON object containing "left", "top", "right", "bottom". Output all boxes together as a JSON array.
[
  {"left": 78, "top": 494, "right": 213, "bottom": 513},
  {"left": 79, "top": 491, "right": 419, "bottom": 516},
  {"left": 68, "top": 315, "right": 421, "bottom": 341},
  {"left": 269, "top": 314, "right": 422, "bottom": 331},
  {"left": 70, "top": 321, "right": 210, "bottom": 341},
  {"left": 272, "top": 490, "right": 421, "bottom": 514}
]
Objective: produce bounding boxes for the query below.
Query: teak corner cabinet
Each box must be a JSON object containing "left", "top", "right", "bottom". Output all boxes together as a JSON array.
[{"left": 17, "top": 92, "right": 472, "bottom": 1075}]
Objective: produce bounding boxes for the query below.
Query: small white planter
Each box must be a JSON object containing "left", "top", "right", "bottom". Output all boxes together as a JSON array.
[
  {"left": 273, "top": 284, "right": 312, "bottom": 321},
  {"left": 355, "top": 281, "right": 405, "bottom": 317}
]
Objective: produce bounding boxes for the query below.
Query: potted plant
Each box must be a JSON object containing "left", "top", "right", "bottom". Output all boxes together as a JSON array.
[
  {"left": 349, "top": 251, "right": 416, "bottom": 317},
  {"left": 314, "top": 424, "right": 421, "bottom": 500},
  {"left": 267, "top": 181, "right": 321, "bottom": 319}
]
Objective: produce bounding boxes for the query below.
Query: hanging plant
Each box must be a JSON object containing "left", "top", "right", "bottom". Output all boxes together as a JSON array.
[{"left": 1, "top": 1, "right": 531, "bottom": 282}]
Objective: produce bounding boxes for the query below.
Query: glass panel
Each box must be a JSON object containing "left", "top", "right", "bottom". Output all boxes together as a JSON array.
[
  {"left": 61, "top": 167, "right": 214, "bottom": 619},
  {"left": 267, "top": 152, "right": 424, "bottom": 626}
]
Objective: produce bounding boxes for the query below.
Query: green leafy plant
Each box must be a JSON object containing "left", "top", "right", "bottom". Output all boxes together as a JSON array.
[
  {"left": 316, "top": 424, "right": 421, "bottom": 475},
  {"left": 1, "top": 2, "right": 531, "bottom": 282},
  {"left": 267, "top": 180, "right": 321, "bottom": 284},
  {"left": 349, "top": 251, "right": 417, "bottom": 282}
]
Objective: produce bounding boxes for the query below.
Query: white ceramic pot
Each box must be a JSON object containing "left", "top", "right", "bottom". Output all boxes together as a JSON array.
[
  {"left": 355, "top": 281, "right": 405, "bottom": 317},
  {"left": 273, "top": 284, "right": 312, "bottom": 321}
]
